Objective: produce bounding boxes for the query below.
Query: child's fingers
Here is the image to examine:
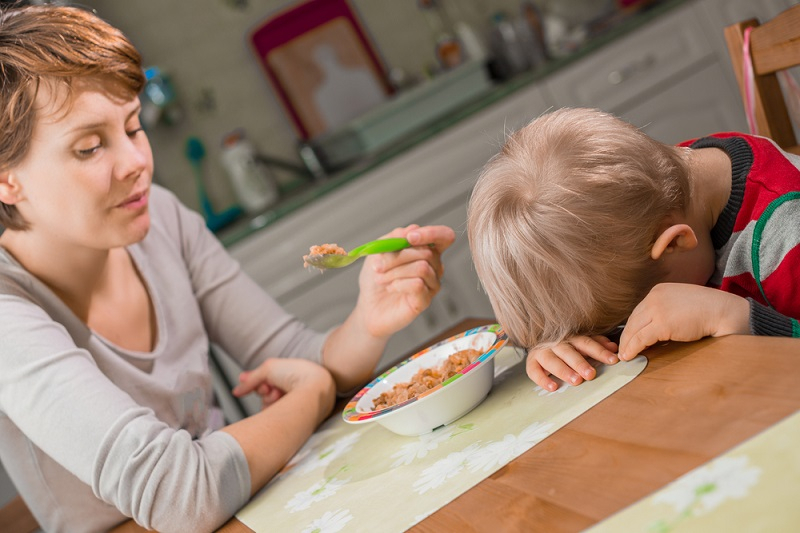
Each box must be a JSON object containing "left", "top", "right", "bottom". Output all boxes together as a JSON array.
[
  {"left": 591, "top": 335, "right": 620, "bottom": 354},
  {"left": 572, "top": 336, "right": 619, "bottom": 364},
  {"left": 549, "top": 343, "right": 595, "bottom": 383},
  {"left": 619, "top": 320, "right": 661, "bottom": 361},
  {"left": 525, "top": 357, "right": 559, "bottom": 392},
  {"left": 528, "top": 347, "right": 583, "bottom": 388}
]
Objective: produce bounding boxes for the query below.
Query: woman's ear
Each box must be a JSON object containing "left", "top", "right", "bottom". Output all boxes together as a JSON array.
[
  {"left": 0, "top": 170, "right": 23, "bottom": 205},
  {"left": 651, "top": 224, "right": 698, "bottom": 260}
]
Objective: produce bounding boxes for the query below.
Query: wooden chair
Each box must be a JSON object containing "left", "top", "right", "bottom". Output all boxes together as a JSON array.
[
  {"left": 724, "top": 4, "right": 800, "bottom": 155},
  {"left": 0, "top": 496, "right": 39, "bottom": 533}
]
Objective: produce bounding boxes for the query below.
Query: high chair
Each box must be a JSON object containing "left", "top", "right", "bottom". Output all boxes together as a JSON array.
[{"left": 724, "top": 4, "right": 800, "bottom": 155}]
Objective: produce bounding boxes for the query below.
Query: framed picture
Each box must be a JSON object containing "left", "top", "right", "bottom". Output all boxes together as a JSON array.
[{"left": 250, "top": 0, "right": 393, "bottom": 140}]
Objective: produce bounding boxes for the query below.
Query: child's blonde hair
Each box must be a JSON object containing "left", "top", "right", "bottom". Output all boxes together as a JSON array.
[{"left": 468, "top": 107, "right": 690, "bottom": 349}]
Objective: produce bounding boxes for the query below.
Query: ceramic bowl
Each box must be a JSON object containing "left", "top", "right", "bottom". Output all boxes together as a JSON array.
[{"left": 342, "top": 324, "right": 508, "bottom": 436}]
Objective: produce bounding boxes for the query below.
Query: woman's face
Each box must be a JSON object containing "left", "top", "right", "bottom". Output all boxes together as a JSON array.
[{"left": 6, "top": 79, "right": 153, "bottom": 250}]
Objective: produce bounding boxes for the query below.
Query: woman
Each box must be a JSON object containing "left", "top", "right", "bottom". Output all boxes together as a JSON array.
[{"left": 0, "top": 5, "right": 454, "bottom": 532}]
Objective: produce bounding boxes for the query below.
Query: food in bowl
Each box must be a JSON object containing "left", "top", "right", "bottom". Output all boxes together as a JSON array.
[
  {"left": 371, "top": 348, "right": 482, "bottom": 410},
  {"left": 343, "top": 324, "right": 508, "bottom": 436}
]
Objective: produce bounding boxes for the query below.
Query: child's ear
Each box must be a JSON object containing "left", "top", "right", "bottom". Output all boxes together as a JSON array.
[
  {"left": 0, "top": 170, "right": 23, "bottom": 205},
  {"left": 651, "top": 224, "right": 698, "bottom": 260}
]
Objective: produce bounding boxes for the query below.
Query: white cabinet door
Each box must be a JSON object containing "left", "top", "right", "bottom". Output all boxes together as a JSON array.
[
  {"left": 279, "top": 265, "right": 423, "bottom": 373},
  {"left": 419, "top": 195, "right": 495, "bottom": 326},
  {"left": 544, "top": 2, "right": 713, "bottom": 113},
  {"left": 619, "top": 61, "right": 749, "bottom": 143}
]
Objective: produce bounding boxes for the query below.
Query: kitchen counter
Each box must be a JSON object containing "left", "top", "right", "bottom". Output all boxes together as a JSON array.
[{"left": 216, "top": 0, "right": 689, "bottom": 248}]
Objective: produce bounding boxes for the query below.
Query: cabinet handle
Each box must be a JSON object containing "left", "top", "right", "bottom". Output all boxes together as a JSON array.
[{"left": 607, "top": 53, "right": 656, "bottom": 85}]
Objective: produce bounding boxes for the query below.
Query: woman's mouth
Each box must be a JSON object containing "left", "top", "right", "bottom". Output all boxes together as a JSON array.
[{"left": 118, "top": 189, "right": 149, "bottom": 209}]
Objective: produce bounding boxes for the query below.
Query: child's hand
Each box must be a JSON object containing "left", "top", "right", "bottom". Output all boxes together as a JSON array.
[
  {"left": 526, "top": 335, "right": 619, "bottom": 392},
  {"left": 618, "top": 283, "right": 750, "bottom": 361},
  {"left": 233, "top": 358, "right": 335, "bottom": 413}
]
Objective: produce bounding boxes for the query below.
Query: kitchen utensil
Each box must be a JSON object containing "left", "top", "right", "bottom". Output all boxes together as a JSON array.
[
  {"left": 303, "top": 237, "right": 411, "bottom": 270},
  {"left": 185, "top": 136, "right": 243, "bottom": 232}
]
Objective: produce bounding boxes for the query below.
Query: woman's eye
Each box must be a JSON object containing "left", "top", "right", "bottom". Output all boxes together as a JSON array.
[
  {"left": 127, "top": 126, "right": 144, "bottom": 137},
  {"left": 77, "top": 144, "right": 101, "bottom": 157}
]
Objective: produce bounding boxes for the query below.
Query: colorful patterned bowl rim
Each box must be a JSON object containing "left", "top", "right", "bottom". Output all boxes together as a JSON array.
[{"left": 342, "top": 324, "right": 507, "bottom": 423}]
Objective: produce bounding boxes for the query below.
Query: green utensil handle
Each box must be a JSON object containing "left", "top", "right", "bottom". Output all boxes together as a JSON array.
[{"left": 348, "top": 238, "right": 411, "bottom": 257}]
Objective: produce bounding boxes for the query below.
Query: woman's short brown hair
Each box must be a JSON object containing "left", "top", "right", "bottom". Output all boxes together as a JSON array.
[
  {"left": 468, "top": 108, "right": 690, "bottom": 350},
  {"left": 0, "top": 4, "right": 144, "bottom": 230}
]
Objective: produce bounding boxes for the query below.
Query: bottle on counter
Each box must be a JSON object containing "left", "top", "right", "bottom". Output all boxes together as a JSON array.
[
  {"left": 220, "top": 129, "right": 279, "bottom": 214},
  {"left": 487, "top": 12, "right": 529, "bottom": 80},
  {"left": 417, "top": 0, "right": 464, "bottom": 70}
]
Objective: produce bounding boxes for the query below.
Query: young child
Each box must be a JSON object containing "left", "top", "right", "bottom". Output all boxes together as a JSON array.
[
  {"left": 468, "top": 107, "right": 799, "bottom": 392},
  {"left": 0, "top": 5, "right": 454, "bottom": 532}
]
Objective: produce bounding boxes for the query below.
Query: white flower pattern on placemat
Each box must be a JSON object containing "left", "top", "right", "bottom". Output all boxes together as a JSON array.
[
  {"left": 295, "top": 431, "right": 361, "bottom": 475},
  {"left": 390, "top": 423, "right": 476, "bottom": 468},
  {"left": 286, "top": 466, "right": 350, "bottom": 513},
  {"left": 413, "top": 443, "right": 482, "bottom": 494},
  {"left": 467, "top": 421, "right": 554, "bottom": 473},
  {"left": 412, "top": 421, "right": 555, "bottom": 494},
  {"left": 648, "top": 455, "right": 762, "bottom": 532},
  {"left": 301, "top": 509, "right": 353, "bottom": 533},
  {"left": 232, "top": 352, "right": 649, "bottom": 533},
  {"left": 534, "top": 381, "right": 569, "bottom": 397}
]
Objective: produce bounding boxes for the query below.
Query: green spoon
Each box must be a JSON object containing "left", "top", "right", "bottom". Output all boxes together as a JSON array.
[{"left": 303, "top": 238, "right": 412, "bottom": 270}]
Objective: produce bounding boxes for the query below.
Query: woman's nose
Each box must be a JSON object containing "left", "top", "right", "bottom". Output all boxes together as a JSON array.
[{"left": 114, "top": 132, "right": 151, "bottom": 181}]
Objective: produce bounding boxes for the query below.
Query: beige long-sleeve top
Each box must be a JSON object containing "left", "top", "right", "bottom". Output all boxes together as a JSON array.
[{"left": 0, "top": 185, "right": 327, "bottom": 532}]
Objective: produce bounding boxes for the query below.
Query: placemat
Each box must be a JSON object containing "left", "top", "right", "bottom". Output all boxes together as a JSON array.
[
  {"left": 586, "top": 408, "right": 800, "bottom": 533},
  {"left": 236, "top": 347, "right": 647, "bottom": 532}
]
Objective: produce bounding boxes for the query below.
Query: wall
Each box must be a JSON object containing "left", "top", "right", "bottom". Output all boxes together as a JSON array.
[{"left": 84, "top": 0, "right": 524, "bottom": 216}]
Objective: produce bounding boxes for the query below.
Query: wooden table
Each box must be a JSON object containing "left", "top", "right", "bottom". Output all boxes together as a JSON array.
[{"left": 110, "top": 317, "right": 800, "bottom": 532}]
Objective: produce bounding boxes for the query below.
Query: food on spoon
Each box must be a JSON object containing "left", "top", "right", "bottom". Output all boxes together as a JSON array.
[
  {"left": 372, "top": 348, "right": 482, "bottom": 410},
  {"left": 303, "top": 243, "right": 346, "bottom": 268}
]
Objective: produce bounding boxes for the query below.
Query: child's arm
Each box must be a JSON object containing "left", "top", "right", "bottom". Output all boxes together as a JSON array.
[
  {"left": 526, "top": 335, "right": 619, "bottom": 392},
  {"left": 618, "top": 282, "right": 750, "bottom": 361},
  {"left": 224, "top": 358, "right": 336, "bottom": 496}
]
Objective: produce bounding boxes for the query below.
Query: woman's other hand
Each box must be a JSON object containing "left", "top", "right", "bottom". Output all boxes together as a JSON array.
[{"left": 232, "top": 358, "right": 335, "bottom": 415}]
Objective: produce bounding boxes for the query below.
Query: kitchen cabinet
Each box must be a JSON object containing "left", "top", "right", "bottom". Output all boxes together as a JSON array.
[
  {"left": 621, "top": 61, "right": 746, "bottom": 142},
  {"left": 542, "top": 0, "right": 751, "bottom": 143}
]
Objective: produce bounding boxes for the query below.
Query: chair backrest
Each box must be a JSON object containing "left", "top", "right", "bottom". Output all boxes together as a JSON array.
[{"left": 724, "top": 4, "right": 800, "bottom": 154}]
